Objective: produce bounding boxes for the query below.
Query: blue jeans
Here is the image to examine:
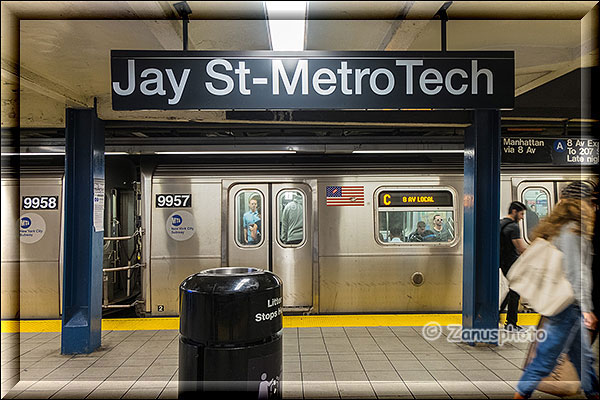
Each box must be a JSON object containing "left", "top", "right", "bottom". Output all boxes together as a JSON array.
[{"left": 517, "top": 303, "right": 599, "bottom": 398}]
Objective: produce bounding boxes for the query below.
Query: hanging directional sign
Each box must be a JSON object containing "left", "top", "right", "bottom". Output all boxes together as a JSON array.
[
  {"left": 502, "top": 136, "right": 599, "bottom": 165},
  {"left": 111, "top": 50, "right": 514, "bottom": 110}
]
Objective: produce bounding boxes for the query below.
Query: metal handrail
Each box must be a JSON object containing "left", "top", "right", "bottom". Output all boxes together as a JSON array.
[
  {"left": 102, "top": 263, "right": 145, "bottom": 273},
  {"left": 103, "top": 228, "right": 142, "bottom": 241},
  {"left": 102, "top": 299, "right": 144, "bottom": 309}
]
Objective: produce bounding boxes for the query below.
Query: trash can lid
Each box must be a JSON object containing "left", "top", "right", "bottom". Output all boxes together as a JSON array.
[
  {"left": 180, "top": 267, "right": 281, "bottom": 295},
  {"left": 200, "top": 267, "right": 263, "bottom": 276}
]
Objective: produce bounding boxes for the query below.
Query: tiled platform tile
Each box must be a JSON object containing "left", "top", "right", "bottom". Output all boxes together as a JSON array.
[{"left": 2, "top": 327, "right": 592, "bottom": 399}]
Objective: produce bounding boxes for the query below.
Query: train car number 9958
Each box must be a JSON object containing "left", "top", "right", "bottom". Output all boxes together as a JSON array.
[
  {"left": 155, "top": 194, "right": 192, "bottom": 208},
  {"left": 22, "top": 196, "right": 59, "bottom": 210}
]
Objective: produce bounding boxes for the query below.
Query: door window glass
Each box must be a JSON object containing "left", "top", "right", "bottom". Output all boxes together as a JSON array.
[
  {"left": 522, "top": 188, "right": 550, "bottom": 241},
  {"left": 277, "top": 189, "right": 305, "bottom": 247},
  {"left": 235, "top": 190, "right": 264, "bottom": 247}
]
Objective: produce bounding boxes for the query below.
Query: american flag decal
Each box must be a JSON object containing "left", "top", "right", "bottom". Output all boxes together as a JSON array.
[{"left": 326, "top": 186, "right": 365, "bottom": 206}]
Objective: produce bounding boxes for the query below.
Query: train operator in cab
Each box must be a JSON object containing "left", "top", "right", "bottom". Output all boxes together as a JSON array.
[
  {"left": 408, "top": 221, "right": 435, "bottom": 242},
  {"left": 243, "top": 196, "right": 262, "bottom": 245},
  {"left": 500, "top": 201, "right": 528, "bottom": 331},
  {"left": 431, "top": 214, "right": 453, "bottom": 242}
]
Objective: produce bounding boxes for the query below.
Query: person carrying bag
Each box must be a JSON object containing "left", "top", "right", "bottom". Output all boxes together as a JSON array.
[
  {"left": 508, "top": 181, "right": 599, "bottom": 399},
  {"left": 506, "top": 237, "right": 574, "bottom": 316}
]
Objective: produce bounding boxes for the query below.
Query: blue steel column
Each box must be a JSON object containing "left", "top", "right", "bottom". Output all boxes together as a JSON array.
[
  {"left": 462, "top": 109, "right": 501, "bottom": 344},
  {"left": 61, "top": 108, "right": 104, "bottom": 354}
]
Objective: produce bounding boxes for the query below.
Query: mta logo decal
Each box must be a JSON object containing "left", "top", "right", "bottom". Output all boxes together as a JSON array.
[
  {"left": 21, "top": 217, "right": 32, "bottom": 229},
  {"left": 171, "top": 214, "right": 183, "bottom": 227}
]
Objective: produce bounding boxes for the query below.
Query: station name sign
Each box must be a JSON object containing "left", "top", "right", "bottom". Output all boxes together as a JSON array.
[{"left": 111, "top": 50, "right": 514, "bottom": 110}]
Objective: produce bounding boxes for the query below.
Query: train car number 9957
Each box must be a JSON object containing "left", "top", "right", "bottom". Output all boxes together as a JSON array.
[
  {"left": 155, "top": 194, "right": 192, "bottom": 208},
  {"left": 22, "top": 196, "right": 59, "bottom": 210}
]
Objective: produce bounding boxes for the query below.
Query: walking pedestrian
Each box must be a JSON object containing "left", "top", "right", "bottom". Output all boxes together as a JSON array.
[
  {"left": 500, "top": 201, "right": 528, "bottom": 331},
  {"left": 514, "top": 181, "right": 598, "bottom": 399}
]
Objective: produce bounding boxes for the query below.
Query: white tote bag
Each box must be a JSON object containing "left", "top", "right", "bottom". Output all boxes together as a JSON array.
[
  {"left": 499, "top": 268, "right": 509, "bottom": 305},
  {"left": 506, "top": 238, "right": 574, "bottom": 316}
]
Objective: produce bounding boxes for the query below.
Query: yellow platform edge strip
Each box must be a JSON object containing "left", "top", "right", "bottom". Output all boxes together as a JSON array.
[{"left": 1, "top": 313, "right": 540, "bottom": 333}]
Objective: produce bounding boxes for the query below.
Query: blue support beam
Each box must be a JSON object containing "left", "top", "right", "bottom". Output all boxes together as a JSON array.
[
  {"left": 462, "top": 109, "right": 501, "bottom": 344},
  {"left": 62, "top": 108, "right": 104, "bottom": 354}
]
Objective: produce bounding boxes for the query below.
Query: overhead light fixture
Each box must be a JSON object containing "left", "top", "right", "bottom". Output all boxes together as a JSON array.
[
  {"left": 352, "top": 149, "right": 464, "bottom": 154},
  {"left": 154, "top": 150, "right": 297, "bottom": 155},
  {"left": 265, "top": 1, "right": 307, "bottom": 51},
  {"left": 1, "top": 152, "right": 66, "bottom": 156},
  {"left": 2, "top": 151, "right": 129, "bottom": 156}
]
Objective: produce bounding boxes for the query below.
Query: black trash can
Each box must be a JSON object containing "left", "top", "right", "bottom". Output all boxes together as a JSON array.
[{"left": 178, "top": 267, "right": 283, "bottom": 399}]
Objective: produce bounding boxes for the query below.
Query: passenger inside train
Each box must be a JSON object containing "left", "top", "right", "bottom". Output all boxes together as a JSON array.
[
  {"left": 239, "top": 192, "right": 262, "bottom": 246},
  {"left": 379, "top": 210, "right": 455, "bottom": 243},
  {"left": 408, "top": 221, "right": 435, "bottom": 242},
  {"left": 279, "top": 190, "right": 304, "bottom": 245},
  {"left": 388, "top": 225, "right": 404, "bottom": 242},
  {"left": 431, "top": 214, "right": 453, "bottom": 241}
]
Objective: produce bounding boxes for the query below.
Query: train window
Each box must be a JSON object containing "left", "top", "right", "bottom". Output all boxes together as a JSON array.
[
  {"left": 375, "top": 189, "right": 456, "bottom": 245},
  {"left": 276, "top": 189, "right": 305, "bottom": 247},
  {"left": 378, "top": 211, "right": 455, "bottom": 243},
  {"left": 234, "top": 190, "right": 264, "bottom": 247},
  {"left": 522, "top": 187, "right": 550, "bottom": 241}
]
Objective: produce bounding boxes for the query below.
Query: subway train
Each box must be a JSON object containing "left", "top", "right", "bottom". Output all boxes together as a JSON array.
[{"left": 1, "top": 156, "right": 596, "bottom": 319}]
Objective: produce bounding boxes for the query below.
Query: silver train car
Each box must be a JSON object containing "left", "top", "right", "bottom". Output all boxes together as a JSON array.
[
  {"left": 2, "top": 170, "right": 64, "bottom": 319},
  {"left": 1, "top": 158, "right": 142, "bottom": 319},
  {"left": 1, "top": 163, "right": 595, "bottom": 319}
]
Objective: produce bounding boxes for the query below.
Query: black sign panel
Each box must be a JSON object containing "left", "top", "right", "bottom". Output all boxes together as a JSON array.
[
  {"left": 378, "top": 191, "right": 454, "bottom": 207},
  {"left": 111, "top": 50, "right": 514, "bottom": 110},
  {"left": 501, "top": 137, "right": 599, "bottom": 166},
  {"left": 22, "top": 196, "right": 59, "bottom": 210},
  {"left": 155, "top": 194, "right": 192, "bottom": 208}
]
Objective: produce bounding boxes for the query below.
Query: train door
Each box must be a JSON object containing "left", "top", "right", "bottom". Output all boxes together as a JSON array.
[
  {"left": 272, "top": 183, "right": 313, "bottom": 309},
  {"left": 228, "top": 184, "right": 270, "bottom": 269},
  {"left": 515, "top": 181, "right": 554, "bottom": 243},
  {"left": 228, "top": 183, "right": 313, "bottom": 309}
]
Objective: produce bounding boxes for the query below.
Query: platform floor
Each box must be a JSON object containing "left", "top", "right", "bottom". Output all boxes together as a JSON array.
[{"left": 1, "top": 326, "right": 595, "bottom": 399}]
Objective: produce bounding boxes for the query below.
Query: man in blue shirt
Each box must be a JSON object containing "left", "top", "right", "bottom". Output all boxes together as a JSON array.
[{"left": 243, "top": 197, "right": 261, "bottom": 245}]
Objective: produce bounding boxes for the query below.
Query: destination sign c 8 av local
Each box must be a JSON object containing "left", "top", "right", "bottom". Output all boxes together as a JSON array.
[{"left": 378, "top": 191, "right": 454, "bottom": 207}]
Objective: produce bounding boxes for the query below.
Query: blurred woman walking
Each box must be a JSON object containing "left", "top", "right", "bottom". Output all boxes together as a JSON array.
[{"left": 515, "top": 181, "right": 599, "bottom": 399}]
